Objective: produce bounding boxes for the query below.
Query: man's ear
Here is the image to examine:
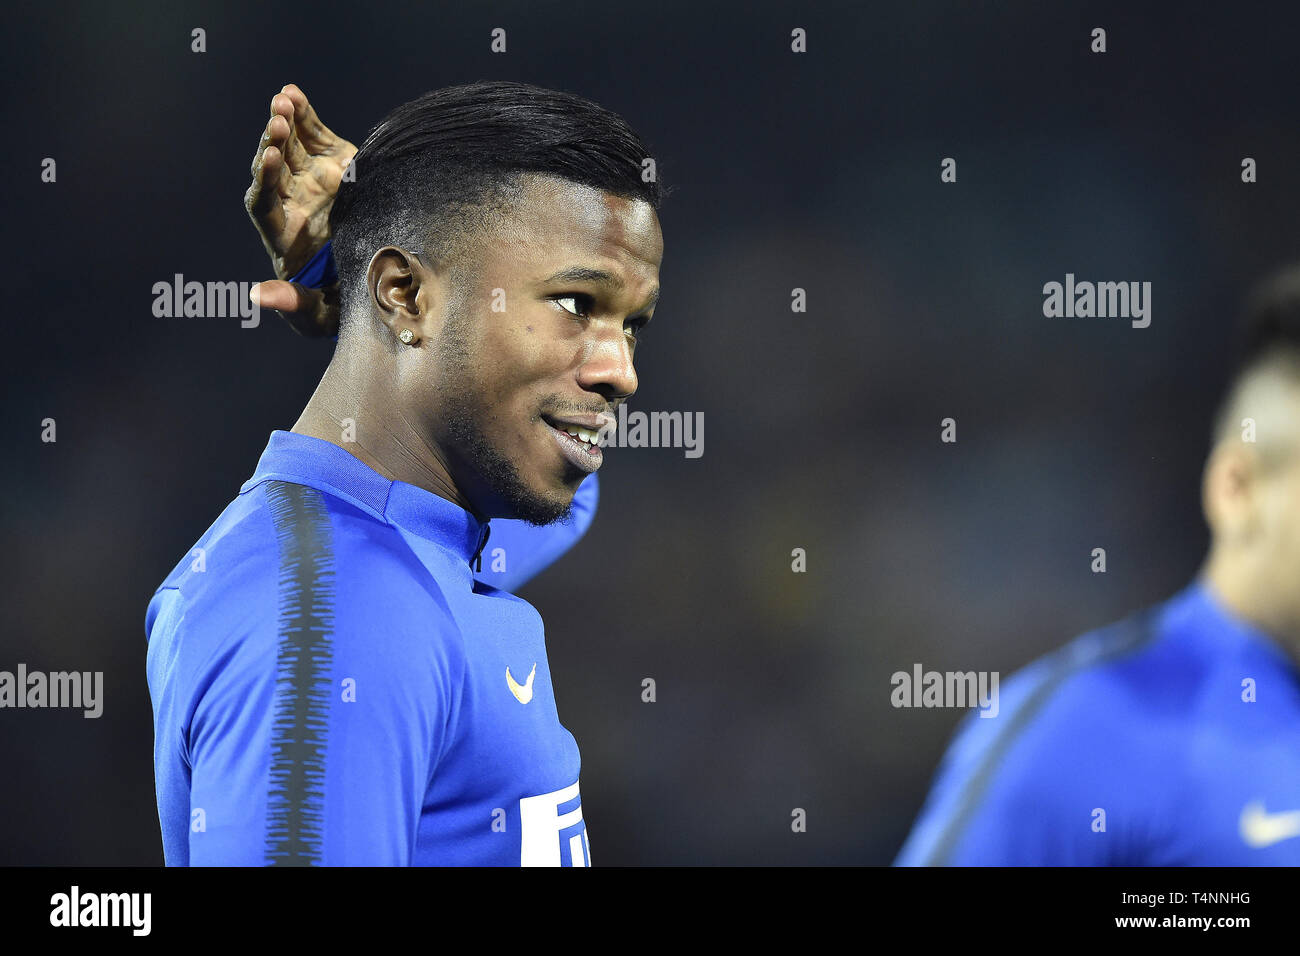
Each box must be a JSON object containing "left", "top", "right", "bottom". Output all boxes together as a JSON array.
[
  {"left": 366, "top": 246, "right": 431, "bottom": 346},
  {"left": 1203, "top": 441, "right": 1260, "bottom": 544}
]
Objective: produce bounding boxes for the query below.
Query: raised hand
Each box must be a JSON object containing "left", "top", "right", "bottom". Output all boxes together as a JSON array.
[{"left": 244, "top": 84, "right": 356, "bottom": 337}]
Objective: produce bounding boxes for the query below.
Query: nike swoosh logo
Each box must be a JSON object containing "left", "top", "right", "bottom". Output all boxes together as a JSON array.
[
  {"left": 506, "top": 663, "right": 537, "bottom": 704},
  {"left": 1239, "top": 800, "right": 1300, "bottom": 848}
]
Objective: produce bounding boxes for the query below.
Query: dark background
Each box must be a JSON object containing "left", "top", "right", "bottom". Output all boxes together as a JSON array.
[{"left": 3, "top": 0, "right": 1297, "bottom": 865}]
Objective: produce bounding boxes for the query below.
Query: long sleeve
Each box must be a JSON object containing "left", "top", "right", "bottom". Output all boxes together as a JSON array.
[{"left": 149, "top": 528, "right": 464, "bottom": 866}]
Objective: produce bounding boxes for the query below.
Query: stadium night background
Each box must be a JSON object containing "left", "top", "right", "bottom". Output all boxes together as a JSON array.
[{"left": 3, "top": 0, "right": 1300, "bottom": 865}]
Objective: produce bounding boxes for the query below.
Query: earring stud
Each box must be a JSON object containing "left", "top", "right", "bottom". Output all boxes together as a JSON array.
[{"left": 398, "top": 328, "right": 414, "bottom": 345}]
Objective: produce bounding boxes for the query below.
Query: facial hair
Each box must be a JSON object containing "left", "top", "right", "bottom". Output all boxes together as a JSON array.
[{"left": 435, "top": 308, "right": 575, "bottom": 527}]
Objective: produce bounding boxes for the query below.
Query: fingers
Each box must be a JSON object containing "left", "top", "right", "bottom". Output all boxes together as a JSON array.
[
  {"left": 249, "top": 281, "right": 339, "bottom": 338},
  {"left": 249, "top": 93, "right": 290, "bottom": 179},
  {"left": 280, "top": 83, "right": 354, "bottom": 158},
  {"left": 244, "top": 140, "right": 287, "bottom": 236},
  {"left": 249, "top": 279, "right": 307, "bottom": 313},
  {"left": 272, "top": 91, "right": 311, "bottom": 175},
  {"left": 245, "top": 91, "right": 297, "bottom": 227}
]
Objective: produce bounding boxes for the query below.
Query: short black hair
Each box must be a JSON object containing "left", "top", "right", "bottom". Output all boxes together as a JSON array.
[
  {"left": 1232, "top": 265, "right": 1300, "bottom": 375},
  {"left": 329, "top": 80, "right": 668, "bottom": 336},
  {"left": 1211, "top": 265, "right": 1300, "bottom": 448}
]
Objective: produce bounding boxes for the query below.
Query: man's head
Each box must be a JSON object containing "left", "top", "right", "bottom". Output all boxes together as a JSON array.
[
  {"left": 1203, "top": 266, "right": 1300, "bottom": 641},
  {"left": 328, "top": 81, "right": 666, "bottom": 525}
]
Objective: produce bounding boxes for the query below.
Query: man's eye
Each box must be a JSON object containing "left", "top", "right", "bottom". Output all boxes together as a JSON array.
[{"left": 553, "top": 294, "right": 592, "bottom": 317}]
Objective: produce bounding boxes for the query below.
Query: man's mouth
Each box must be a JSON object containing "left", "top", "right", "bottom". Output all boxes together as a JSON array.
[{"left": 542, "top": 414, "right": 611, "bottom": 474}]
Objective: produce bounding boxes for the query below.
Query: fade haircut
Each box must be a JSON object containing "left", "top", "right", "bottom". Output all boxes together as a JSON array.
[{"left": 329, "top": 80, "right": 667, "bottom": 341}]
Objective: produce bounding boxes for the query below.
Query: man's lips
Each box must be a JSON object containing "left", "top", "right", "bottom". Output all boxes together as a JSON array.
[{"left": 542, "top": 414, "right": 608, "bottom": 474}]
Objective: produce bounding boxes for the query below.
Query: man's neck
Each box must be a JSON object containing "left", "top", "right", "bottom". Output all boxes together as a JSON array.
[
  {"left": 1201, "top": 549, "right": 1300, "bottom": 668},
  {"left": 291, "top": 347, "right": 477, "bottom": 516}
]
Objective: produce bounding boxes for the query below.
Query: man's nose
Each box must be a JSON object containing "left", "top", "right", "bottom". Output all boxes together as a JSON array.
[{"left": 577, "top": 325, "right": 638, "bottom": 401}]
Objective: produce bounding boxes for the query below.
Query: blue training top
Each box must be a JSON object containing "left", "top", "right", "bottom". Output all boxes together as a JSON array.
[
  {"left": 895, "top": 580, "right": 1300, "bottom": 865},
  {"left": 146, "top": 429, "right": 598, "bottom": 866}
]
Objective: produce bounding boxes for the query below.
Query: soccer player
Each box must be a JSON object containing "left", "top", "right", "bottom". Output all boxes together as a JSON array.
[
  {"left": 241, "top": 83, "right": 602, "bottom": 595},
  {"left": 896, "top": 267, "right": 1300, "bottom": 866},
  {"left": 145, "top": 80, "right": 665, "bottom": 865}
]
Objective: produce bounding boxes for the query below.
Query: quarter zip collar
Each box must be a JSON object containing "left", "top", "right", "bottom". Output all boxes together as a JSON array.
[{"left": 242, "top": 430, "right": 490, "bottom": 571}]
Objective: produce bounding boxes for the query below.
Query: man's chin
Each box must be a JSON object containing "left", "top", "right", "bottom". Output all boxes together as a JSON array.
[
  {"left": 472, "top": 475, "right": 576, "bottom": 526},
  {"left": 510, "top": 481, "right": 577, "bottom": 527},
  {"left": 517, "top": 503, "right": 574, "bottom": 527},
  {"left": 496, "top": 495, "right": 573, "bottom": 527}
]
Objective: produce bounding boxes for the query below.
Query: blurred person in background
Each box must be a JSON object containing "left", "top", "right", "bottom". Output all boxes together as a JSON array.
[{"left": 897, "top": 266, "right": 1300, "bottom": 865}]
